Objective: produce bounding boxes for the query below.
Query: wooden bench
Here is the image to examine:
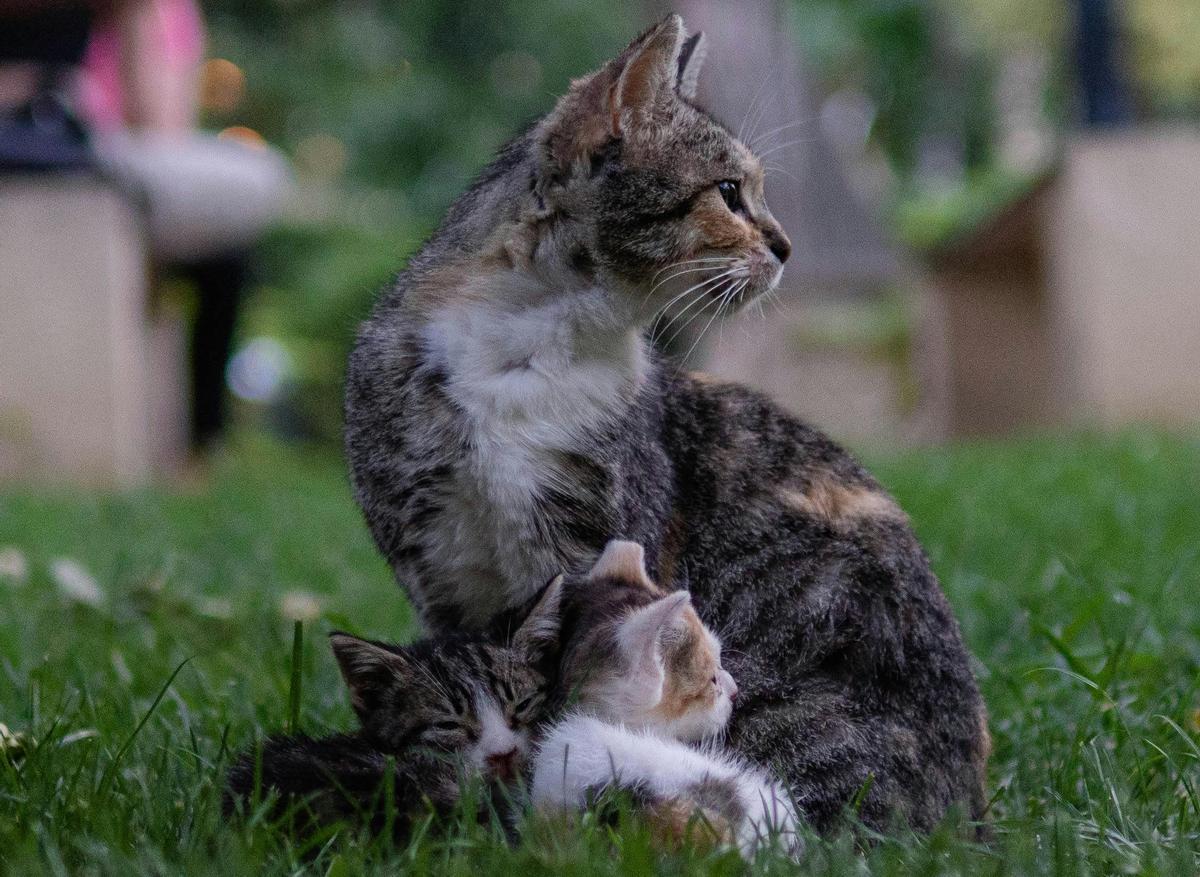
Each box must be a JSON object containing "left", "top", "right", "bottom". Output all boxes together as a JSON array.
[{"left": 0, "top": 174, "right": 187, "bottom": 485}]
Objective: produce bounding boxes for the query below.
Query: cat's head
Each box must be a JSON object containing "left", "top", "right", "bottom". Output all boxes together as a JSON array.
[
  {"left": 531, "top": 14, "right": 790, "bottom": 323},
  {"left": 329, "top": 579, "right": 561, "bottom": 782},
  {"left": 562, "top": 540, "right": 737, "bottom": 742}
]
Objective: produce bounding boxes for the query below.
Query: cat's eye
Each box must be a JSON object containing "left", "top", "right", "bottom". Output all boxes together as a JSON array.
[
  {"left": 717, "top": 180, "right": 742, "bottom": 213},
  {"left": 431, "top": 720, "right": 461, "bottom": 732},
  {"left": 513, "top": 695, "right": 540, "bottom": 717}
]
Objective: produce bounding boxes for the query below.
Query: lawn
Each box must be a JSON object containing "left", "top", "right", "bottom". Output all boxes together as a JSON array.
[{"left": 1, "top": 429, "right": 1198, "bottom": 875}]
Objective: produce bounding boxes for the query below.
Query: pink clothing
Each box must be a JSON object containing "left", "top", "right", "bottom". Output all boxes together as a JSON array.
[{"left": 77, "top": 0, "right": 205, "bottom": 131}]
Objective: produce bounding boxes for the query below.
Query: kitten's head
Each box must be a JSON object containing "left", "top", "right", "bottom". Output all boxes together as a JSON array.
[
  {"left": 329, "top": 578, "right": 561, "bottom": 782},
  {"left": 562, "top": 540, "right": 737, "bottom": 742},
  {"left": 532, "top": 14, "right": 790, "bottom": 321}
]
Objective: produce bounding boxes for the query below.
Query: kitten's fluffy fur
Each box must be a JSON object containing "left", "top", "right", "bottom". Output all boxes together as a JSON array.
[
  {"left": 533, "top": 715, "right": 796, "bottom": 857},
  {"left": 346, "top": 15, "right": 988, "bottom": 833}
]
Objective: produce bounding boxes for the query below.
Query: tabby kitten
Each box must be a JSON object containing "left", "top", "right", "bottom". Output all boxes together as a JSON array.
[
  {"left": 531, "top": 540, "right": 797, "bottom": 857},
  {"left": 345, "top": 14, "right": 988, "bottom": 834},
  {"left": 223, "top": 582, "right": 559, "bottom": 837}
]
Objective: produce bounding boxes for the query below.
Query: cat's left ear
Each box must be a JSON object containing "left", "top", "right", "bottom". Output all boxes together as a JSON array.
[
  {"left": 617, "top": 590, "right": 693, "bottom": 685},
  {"left": 611, "top": 14, "right": 687, "bottom": 129},
  {"left": 675, "top": 31, "right": 707, "bottom": 100},
  {"left": 512, "top": 573, "right": 564, "bottom": 662},
  {"left": 329, "top": 632, "right": 412, "bottom": 717},
  {"left": 537, "top": 15, "right": 689, "bottom": 174}
]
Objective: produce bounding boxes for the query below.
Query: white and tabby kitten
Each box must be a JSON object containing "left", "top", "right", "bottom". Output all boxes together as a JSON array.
[{"left": 532, "top": 540, "right": 797, "bottom": 856}]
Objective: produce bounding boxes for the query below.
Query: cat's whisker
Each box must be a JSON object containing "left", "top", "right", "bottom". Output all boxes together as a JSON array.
[
  {"left": 763, "top": 165, "right": 802, "bottom": 186},
  {"left": 650, "top": 268, "right": 743, "bottom": 340},
  {"left": 650, "top": 278, "right": 722, "bottom": 338},
  {"left": 650, "top": 257, "right": 736, "bottom": 285},
  {"left": 749, "top": 117, "right": 815, "bottom": 152},
  {"left": 641, "top": 260, "right": 736, "bottom": 314},
  {"left": 755, "top": 137, "right": 818, "bottom": 161},
  {"left": 648, "top": 262, "right": 734, "bottom": 296},
  {"left": 652, "top": 287, "right": 717, "bottom": 345},
  {"left": 674, "top": 285, "right": 732, "bottom": 366},
  {"left": 655, "top": 268, "right": 743, "bottom": 346},
  {"left": 660, "top": 294, "right": 721, "bottom": 356},
  {"left": 739, "top": 69, "right": 776, "bottom": 145}
]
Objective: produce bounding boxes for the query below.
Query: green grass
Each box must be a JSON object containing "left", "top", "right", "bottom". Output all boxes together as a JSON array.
[{"left": 2, "top": 429, "right": 1199, "bottom": 874}]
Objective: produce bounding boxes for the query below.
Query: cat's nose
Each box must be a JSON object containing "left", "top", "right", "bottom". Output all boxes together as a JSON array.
[
  {"left": 764, "top": 226, "right": 791, "bottom": 264},
  {"left": 728, "top": 681, "right": 739, "bottom": 702},
  {"left": 485, "top": 747, "right": 520, "bottom": 781}
]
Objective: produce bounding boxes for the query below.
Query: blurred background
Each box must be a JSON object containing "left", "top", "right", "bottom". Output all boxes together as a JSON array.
[{"left": 1, "top": 0, "right": 1198, "bottom": 484}]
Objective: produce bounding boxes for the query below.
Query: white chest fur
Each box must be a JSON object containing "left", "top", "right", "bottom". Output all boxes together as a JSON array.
[{"left": 417, "top": 283, "right": 645, "bottom": 620}]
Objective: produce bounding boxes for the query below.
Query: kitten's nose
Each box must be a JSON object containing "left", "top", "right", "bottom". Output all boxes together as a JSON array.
[
  {"left": 485, "top": 747, "right": 520, "bottom": 781},
  {"left": 729, "top": 681, "right": 739, "bottom": 702}
]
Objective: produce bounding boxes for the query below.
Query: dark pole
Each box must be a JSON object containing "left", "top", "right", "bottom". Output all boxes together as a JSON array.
[{"left": 1075, "top": 0, "right": 1134, "bottom": 127}]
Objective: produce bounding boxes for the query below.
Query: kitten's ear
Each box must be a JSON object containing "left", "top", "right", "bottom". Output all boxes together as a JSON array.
[
  {"left": 617, "top": 590, "right": 693, "bottom": 678},
  {"left": 675, "top": 31, "right": 707, "bottom": 100},
  {"left": 328, "top": 632, "right": 411, "bottom": 716},
  {"left": 588, "top": 539, "right": 655, "bottom": 589},
  {"left": 512, "top": 573, "right": 564, "bottom": 661}
]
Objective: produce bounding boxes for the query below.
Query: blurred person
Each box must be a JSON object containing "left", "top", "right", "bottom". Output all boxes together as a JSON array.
[{"left": 0, "top": 0, "right": 290, "bottom": 451}]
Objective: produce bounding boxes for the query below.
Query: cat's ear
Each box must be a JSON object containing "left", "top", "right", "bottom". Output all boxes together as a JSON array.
[
  {"left": 612, "top": 14, "right": 686, "bottom": 127},
  {"left": 512, "top": 573, "right": 564, "bottom": 662},
  {"left": 675, "top": 31, "right": 707, "bottom": 100},
  {"left": 538, "top": 14, "right": 688, "bottom": 173},
  {"left": 329, "top": 632, "right": 412, "bottom": 716},
  {"left": 588, "top": 539, "right": 655, "bottom": 590},
  {"left": 617, "top": 589, "right": 693, "bottom": 684}
]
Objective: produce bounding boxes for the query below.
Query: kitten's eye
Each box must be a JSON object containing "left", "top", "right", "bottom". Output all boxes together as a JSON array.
[
  {"left": 717, "top": 180, "right": 742, "bottom": 213},
  {"left": 514, "top": 694, "right": 541, "bottom": 717},
  {"left": 431, "top": 720, "right": 461, "bottom": 732}
]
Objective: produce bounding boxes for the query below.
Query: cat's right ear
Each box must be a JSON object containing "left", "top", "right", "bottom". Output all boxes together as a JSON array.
[
  {"left": 512, "top": 573, "right": 564, "bottom": 662},
  {"left": 328, "top": 632, "right": 411, "bottom": 716},
  {"left": 588, "top": 539, "right": 656, "bottom": 590}
]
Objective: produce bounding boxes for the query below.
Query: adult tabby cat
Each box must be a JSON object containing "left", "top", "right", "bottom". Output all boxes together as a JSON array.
[{"left": 345, "top": 14, "right": 988, "bottom": 833}]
